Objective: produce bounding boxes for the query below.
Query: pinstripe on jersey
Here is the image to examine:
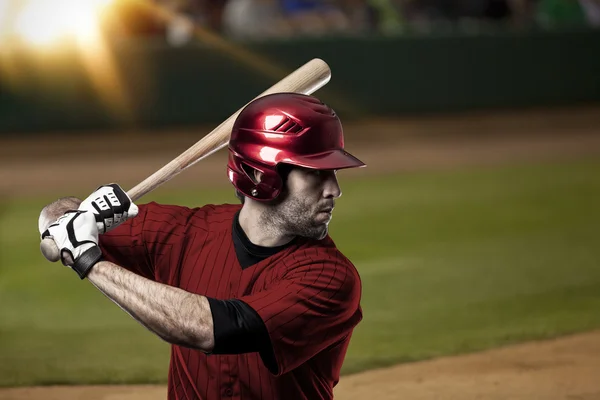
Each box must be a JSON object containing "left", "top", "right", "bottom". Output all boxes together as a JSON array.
[{"left": 99, "top": 202, "right": 362, "bottom": 400}]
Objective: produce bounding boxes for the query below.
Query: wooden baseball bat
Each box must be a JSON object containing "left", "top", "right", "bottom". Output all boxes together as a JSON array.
[{"left": 40, "top": 58, "right": 331, "bottom": 262}]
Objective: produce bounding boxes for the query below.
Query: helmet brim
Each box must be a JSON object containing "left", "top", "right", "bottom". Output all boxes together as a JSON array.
[{"left": 285, "top": 149, "right": 366, "bottom": 170}]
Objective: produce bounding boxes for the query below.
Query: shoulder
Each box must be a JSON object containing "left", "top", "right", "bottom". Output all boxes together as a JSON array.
[
  {"left": 139, "top": 202, "right": 241, "bottom": 222},
  {"left": 133, "top": 202, "right": 241, "bottom": 235},
  {"left": 294, "top": 235, "right": 359, "bottom": 274},
  {"left": 201, "top": 203, "right": 243, "bottom": 226},
  {"left": 285, "top": 236, "right": 362, "bottom": 300}
]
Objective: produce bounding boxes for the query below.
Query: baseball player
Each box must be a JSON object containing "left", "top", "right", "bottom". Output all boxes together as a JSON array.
[{"left": 39, "top": 93, "right": 366, "bottom": 400}]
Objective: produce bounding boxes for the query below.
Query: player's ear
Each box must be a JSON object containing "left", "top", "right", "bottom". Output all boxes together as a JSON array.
[
  {"left": 241, "top": 163, "right": 263, "bottom": 184},
  {"left": 253, "top": 170, "right": 263, "bottom": 184}
]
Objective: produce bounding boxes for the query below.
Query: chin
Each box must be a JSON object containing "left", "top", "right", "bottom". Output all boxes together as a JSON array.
[
  {"left": 313, "top": 226, "right": 329, "bottom": 240},
  {"left": 298, "top": 226, "right": 328, "bottom": 240}
]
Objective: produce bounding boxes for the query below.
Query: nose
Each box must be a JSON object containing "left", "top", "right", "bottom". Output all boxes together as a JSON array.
[{"left": 323, "top": 171, "right": 342, "bottom": 199}]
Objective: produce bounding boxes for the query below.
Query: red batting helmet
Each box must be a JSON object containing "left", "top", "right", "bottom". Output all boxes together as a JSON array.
[{"left": 227, "top": 92, "right": 365, "bottom": 201}]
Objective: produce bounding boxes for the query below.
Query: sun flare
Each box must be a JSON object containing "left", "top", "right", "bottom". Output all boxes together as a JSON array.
[{"left": 10, "top": 0, "right": 114, "bottom": 47}]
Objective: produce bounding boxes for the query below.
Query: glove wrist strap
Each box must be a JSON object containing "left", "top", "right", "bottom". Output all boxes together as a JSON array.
[{"left": 72, "top": 246, "right": 103, "bottom": 279}]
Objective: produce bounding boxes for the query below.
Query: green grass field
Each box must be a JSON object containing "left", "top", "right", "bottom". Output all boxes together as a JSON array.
[{"left": 1, "top": 158, "right": 600, "bottom": 386}]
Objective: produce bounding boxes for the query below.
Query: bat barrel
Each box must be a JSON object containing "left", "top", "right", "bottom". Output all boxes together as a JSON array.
[
  {"left": 127, "top": 58, "right": 330, "bottom": 201},
  {"left": 39, "top": 58, "right": 332, "bottom": 263}
]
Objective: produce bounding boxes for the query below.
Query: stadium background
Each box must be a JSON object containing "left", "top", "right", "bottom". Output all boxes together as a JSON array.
[{"left": 1, "top": 0, "right": 600, "bottom": 398}]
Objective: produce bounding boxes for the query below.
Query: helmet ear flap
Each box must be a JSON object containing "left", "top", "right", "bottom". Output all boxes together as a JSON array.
[
  {"left": 257, "top": 170, "right": 283, "bottom": 201},
  {"left": 231, "top": 156, "right": 283, "bottom": 201}
]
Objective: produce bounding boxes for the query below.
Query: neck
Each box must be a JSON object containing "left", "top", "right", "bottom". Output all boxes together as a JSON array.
[{"left": 238, "top": 201, "right": 295, "bottom": 247}]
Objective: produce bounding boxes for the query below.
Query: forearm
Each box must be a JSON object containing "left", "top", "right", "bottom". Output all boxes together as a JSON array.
[{"left": 87, "top": 260, "right": 215, "bottom": 352}]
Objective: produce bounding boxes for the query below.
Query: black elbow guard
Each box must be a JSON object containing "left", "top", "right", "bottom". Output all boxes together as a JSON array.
[{"left": 207, "top": 298, "right": 269, "bottom": 355}]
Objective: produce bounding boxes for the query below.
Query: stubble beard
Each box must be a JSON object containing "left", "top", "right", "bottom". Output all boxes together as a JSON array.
[{"left": 261, "top": 195, "right": 329, "bottom": 241}]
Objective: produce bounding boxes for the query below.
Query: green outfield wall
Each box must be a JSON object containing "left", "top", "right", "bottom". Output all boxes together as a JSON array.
[{"left": 1, "top": 27, "right": 599, "bottom": 133}]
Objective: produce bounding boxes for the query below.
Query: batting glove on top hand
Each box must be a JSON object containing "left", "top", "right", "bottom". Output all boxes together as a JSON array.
[
  {"left": 79, "top": 183, "right": 138, "bottom": 234},
  {"left": 41, "top": 210, "right": 103, "bottom": 279}
]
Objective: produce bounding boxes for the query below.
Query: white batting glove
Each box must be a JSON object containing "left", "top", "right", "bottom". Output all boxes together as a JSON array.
[
  {"left": 42, "top": 210, "right": 103, "bottom": 279},
  {"left": 79, "top": 184, "right": 138, "bottom": 234}
]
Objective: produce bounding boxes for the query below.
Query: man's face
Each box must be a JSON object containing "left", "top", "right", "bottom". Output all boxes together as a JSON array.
[{"left": 266, "top": 167, "right": 342, "bottom": 240}]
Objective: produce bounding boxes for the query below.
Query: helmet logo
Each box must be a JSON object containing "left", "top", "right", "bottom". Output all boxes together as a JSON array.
[
  {"left": 263, "top": 114, "right": 303, "bottom": 134},
  {"left": 264, "top": 115, "right": 285, "bottom": 130}
]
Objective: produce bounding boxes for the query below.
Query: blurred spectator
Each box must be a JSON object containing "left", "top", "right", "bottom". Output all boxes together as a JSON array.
[
  {"left": 278, "top": 0, "right": 351, "bottom": 36},
  {"left": 222, "top": 0, "right": 292, "bottom": 39},
  {"left": 507, "top": 0, "right": 537, "bottom": 26},
  {"left": 366, "top": 0, "right": 405, "bottom": 34},
  {"left": 579, "top": 0, "right": 600, "bottom": 26},
  {"left": 338, "top": 0, "right": 383, "bottom": 33},
  {"left": 192, "top": 0, "right": 229, "bottom": 33},
  {"left": 155, "top": 0, "right": 198, "bottom": 46},
  {"left": 533, "top": 0, "right": 600, "bottom": 27},
  {"left": 535, "top": 0, "right": 587, "bottom": 26}
]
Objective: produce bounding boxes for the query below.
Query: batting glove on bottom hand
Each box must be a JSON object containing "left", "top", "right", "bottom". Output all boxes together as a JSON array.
[{"left": 42, "top": 210, "right": 103, "bottom": 279}]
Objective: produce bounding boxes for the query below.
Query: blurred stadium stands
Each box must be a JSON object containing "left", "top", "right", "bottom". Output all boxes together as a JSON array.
[
  {"left": 1, "top": 0, "right": 599, "bottom": 48},
  {"left": 103, "top": 0, "right": 600, "bottom": 41},
  {"left": 0, "top": 0, "right": 599, "bottom": 133},
  {"left": 1, "top": 0, "right": 599, "bottom": 135}
]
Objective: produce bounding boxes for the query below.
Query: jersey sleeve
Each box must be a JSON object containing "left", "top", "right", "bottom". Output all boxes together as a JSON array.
[
  {"left": 239, "top": 250, "right": 363, "bottom": 376},
  {"left": 98, "top": 202, "right": 201, "bottom": 282}
]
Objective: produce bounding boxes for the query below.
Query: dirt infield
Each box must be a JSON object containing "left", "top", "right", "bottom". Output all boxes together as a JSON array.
[
  {"left": 1, "top": 106, "right": 600, "bottom": 399},
  {"left": 2, "top": 330, "right": 600, "bottom": 400}
]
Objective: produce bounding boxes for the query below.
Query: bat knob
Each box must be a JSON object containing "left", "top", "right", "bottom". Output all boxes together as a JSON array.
[{"left": 40, "top": 238, "right": 61, "bottom": 262}]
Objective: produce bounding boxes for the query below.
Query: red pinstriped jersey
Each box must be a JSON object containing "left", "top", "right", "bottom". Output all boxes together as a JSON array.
[{"left": 99, "top": 202, "right": 363, "bottom": 400}]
